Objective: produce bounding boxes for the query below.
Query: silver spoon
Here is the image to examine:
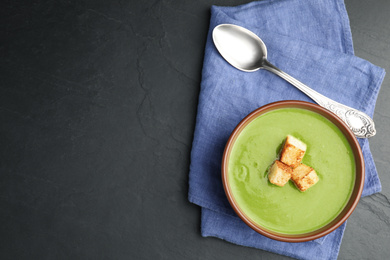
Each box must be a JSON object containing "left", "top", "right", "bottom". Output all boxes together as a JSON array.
[{"left": 212, "top": 24, "right": 376, "bottom": 138}]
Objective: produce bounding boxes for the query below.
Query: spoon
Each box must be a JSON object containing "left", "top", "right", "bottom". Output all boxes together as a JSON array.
[{"left": 212, "top": 24, "right": 376, "bottom": 138}]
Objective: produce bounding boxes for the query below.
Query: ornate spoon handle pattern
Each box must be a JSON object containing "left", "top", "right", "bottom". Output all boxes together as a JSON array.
[{"left": 263, "top": 60, "right": 376, "bottom": 138}]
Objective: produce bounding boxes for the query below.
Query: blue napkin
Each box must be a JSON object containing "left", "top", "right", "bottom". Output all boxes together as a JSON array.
[{"left": 188, "top": 0, "right": 385, "bottom": 259}]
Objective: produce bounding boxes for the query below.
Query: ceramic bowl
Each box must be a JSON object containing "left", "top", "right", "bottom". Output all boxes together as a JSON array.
[{"left": 221, "top": 100, "right": 364, "bottom": 242}]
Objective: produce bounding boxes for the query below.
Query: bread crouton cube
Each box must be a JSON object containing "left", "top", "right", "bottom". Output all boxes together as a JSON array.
[
  {"left": 280, "top": 135, "right": 307, "bottom": 168},
  {"left": 268, "top": 160, "right": 292, "bottom": 187},
  {"left": 291, "top": 164, "right": 319, "bottom": 192}
]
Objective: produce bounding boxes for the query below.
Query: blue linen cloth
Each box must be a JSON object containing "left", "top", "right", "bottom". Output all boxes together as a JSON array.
[{"left": 188, "top": 0, "right": 385, "bottom": 259}]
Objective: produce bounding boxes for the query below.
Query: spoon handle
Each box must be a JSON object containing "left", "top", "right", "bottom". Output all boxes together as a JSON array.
[{"left": 262, "top": 60, "right": 376, "bottom": 138}]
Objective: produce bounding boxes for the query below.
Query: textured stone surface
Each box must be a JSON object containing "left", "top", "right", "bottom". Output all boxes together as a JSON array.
[{"left": 1, "top": 0, "right": 389, "bottom": 259}]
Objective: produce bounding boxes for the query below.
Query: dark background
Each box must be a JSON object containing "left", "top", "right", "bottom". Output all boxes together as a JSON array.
[{"left": 1, "top": 0, "right": 389, "bottom": 259}]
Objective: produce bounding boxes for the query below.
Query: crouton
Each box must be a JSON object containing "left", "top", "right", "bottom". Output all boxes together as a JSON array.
[
  {"left": 291, "top": 164, "right": 319, "bottom": 192},
  {"left": 268, "top": 160, "right": 292, "bottom": 187},
  {"left": 280, "top": 135, "right": 307, "bottom": 168}
]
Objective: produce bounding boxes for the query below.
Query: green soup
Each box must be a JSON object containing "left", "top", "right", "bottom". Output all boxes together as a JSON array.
[{"left": 228, "top": 108, "right": 355, "bottom": 234}]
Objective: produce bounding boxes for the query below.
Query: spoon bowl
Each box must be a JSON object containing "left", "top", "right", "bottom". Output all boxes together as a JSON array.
[
  {"left": 212, "top": 24, "right": 267, "bottom": 72},
  {"left": 212, "top": 24, "right": 376, "bottom": 138}
]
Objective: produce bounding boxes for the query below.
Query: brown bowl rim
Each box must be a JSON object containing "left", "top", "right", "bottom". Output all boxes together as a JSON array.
[{"left": 221, "top": 100, "right": 365, "bottom": 243}]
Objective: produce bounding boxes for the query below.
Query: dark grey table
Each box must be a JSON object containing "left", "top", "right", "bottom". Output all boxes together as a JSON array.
[{"left": 1, "top": 1, "right": 389, "bottom": 259}]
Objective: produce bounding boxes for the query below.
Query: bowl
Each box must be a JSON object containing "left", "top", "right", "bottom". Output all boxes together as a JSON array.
[{"left": 222, "top": 100, "right": 364, "bottom": 242}]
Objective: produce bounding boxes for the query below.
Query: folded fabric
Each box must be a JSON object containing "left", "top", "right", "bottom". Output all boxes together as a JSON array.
[{"left": 188, "top": 0, "right": 385, "bottom": 259}]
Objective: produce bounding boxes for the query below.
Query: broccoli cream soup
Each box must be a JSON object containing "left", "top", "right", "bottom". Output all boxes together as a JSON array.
[{"left": 228, "top": 108, "right": 355, "bottom": 234}]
